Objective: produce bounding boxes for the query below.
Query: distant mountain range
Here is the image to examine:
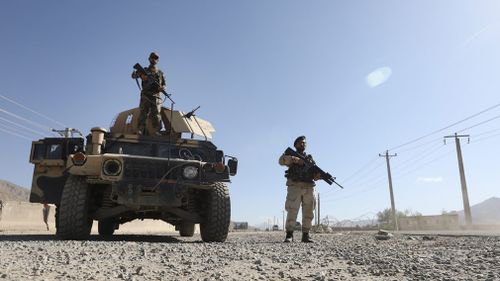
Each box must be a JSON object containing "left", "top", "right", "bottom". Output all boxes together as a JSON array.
[
  {"left": 453, "top": 197, "right": 500, "bottom": 224},
  {"left": 0, "top": 179, "right": 29, "bottom": 202}
]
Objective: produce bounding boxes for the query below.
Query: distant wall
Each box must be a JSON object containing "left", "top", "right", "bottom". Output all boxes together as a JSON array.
[
  {"left": 0, "top": 201, "right": 179, "bottom": 234},
  {"left": 399, "top": 214, "right": 459, "bottom": 231},
  {"left": 0, "top": 201, "right": 52, "bottom": 231}
]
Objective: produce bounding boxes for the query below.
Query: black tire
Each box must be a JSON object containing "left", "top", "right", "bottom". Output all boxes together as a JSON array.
[
  {"left": 98, "top": 219, "right": 116, "bottom": 236},
  {"left": 179, "top": 222, "right": 195, "bottom": 237},
  {"left": 200, "top": 182, "right": 230, "bottom": 242},
  {"left": 57, "top": 175, "right": 93, "bottom": 240},
  {"left": 54, "top": 204, "right": 60, "bottom": 235}
]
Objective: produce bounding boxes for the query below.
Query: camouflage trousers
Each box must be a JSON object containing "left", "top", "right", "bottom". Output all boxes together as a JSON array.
[
  {"left": 138, "top": 92, "right": 162, "bottom": 134},
  {"left": 284, "top": 182, "right": 316, "bottom": 232}
]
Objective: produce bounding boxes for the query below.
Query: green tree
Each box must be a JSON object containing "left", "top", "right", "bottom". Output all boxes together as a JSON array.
[{"left": 376, "top": 208, "right": 421, "bottom": 229}]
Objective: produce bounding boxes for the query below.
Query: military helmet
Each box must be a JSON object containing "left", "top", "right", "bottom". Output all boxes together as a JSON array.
[{"left": 149, "top": 52, "right": 159, "bottom": 59}]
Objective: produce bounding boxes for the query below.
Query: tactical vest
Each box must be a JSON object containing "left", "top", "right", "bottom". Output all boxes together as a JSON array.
[
  {"left": 141, "top": 67, "right": 164, "bottom": 94},
  {"left": 285, "top": 153, "right": 315, "bottom": 183}
]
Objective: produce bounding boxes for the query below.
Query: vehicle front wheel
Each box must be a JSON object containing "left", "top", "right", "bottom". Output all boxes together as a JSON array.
[
  {"left": 57, "top": 175, "right": 93, "bottom": 240},
  {"left": 200, "top": 182, "right": 230, "bottom": 242}
]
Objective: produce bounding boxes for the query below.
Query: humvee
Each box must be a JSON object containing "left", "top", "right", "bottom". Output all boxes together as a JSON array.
[{"left": 28, "top": 106, "right": 237, "bottom": 242}]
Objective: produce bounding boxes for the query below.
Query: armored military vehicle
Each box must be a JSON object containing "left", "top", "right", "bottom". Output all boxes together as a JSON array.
[{"left": 28, "top": 106, "right": 237, "bottom": 242}]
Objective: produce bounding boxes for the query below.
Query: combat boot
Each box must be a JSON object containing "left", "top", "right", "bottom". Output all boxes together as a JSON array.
[
  {"left": 301, "top": 232, "right": 314, "bottom": 243},
  {"left": 283, "top": 231, "right": 293, "bottom": 243}
]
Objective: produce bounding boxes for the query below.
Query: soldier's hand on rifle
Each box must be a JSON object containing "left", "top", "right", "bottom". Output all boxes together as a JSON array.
[
  {"left": 292, "top": 157, "right": 305, "bottom": 166},
  {"left": 141, "top": 74, "right": 148, "bottom": 81},
  {"left": 313, "top": 172, "right": 321, "bottom": 181}
]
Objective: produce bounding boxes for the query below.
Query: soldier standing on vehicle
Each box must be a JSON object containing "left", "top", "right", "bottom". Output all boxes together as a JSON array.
[
  {"left": 42, "top": 203, "right": 50, "bottom": 231},
  {"left": 131, "top": 52, "right": 167, "bottom": 135},
  {"left": 279, "top": 136, "right": 320, "bottom": 243}
]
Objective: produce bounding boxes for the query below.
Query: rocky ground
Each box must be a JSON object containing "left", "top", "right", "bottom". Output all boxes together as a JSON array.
[{"left": 0, "top": 231, "right": 499, "bottom": 281}]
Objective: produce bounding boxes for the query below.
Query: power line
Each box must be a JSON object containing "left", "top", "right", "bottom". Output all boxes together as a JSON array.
[
  {"left": 392, "top": 143, "right": 445, "bottom": 174},
  {"left": 0, "top": 122, "right": 38, "bottom": 138},
  {"left": 342, "top": 156, "right": 379, "bottom": 184},
  {"left": 396, "top": 136, "right": 443, "bottom": 154},
  {"left": 473, "top": 132, "right": 500, "bottom": 143},
  {"left": 473, "top": 127, "right": 500, "bottom": 138},
  {"left": 0, "top": 116, "right": 47, "bottom": 137},
  {"left": 321, "top": 178, "right": 386, "bottom": 204},
  {"left": 0, "top": 106, "right": 52, "bottom": 132},
  {"left": 0, "top": 126, "right": 32, "bottom": 141},
  {"left": 393, "top": 146, "right": 455, "bottom": 178},
  {"left": 456, "top": 113, "right": 500, "bottom": 133},
  {"left": 0, "top": 94, "right": 67, "bottom": 128},
  {"left": 321, "top": 161, "right": 385, "bottom": 200},
  {"left": 389, "top": 102, "right": 500, "bottom": 151}
]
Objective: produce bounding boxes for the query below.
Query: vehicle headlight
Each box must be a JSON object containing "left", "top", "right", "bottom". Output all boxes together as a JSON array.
[
  {"left": 183, "top": 166, "right": 198, "bottom": 179},
  {"left": 103, "top": 159, "right": 122, "bottom": 176},
  {"left": 72, "top": 152, "right": 87, "bottom": 166}
]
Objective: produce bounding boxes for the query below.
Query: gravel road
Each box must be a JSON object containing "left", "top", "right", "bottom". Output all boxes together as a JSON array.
[{"left": 0, "top": 231, "right": 499, "bottom": 281}]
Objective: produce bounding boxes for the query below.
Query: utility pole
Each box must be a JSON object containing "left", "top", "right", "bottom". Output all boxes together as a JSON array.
[
  {"left": 379, "top": 150, "right": 398, "bottom": 231},
  {"left": 444, "top": 133, "right": 472, "bottom": 227},
  {"left": 52, "top": 128, "right": 82, "bottom": 138}
]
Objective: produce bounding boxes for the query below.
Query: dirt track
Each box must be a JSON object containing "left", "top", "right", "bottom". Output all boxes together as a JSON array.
[
  {"left": 1, "top": 230, "right": 499, "bottom": 281},
  {"left": 1, "top": 202, "right": 500, "bottom": 280}
]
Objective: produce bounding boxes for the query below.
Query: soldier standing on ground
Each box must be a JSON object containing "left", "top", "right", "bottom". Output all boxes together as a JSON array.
[
  {"left": 279, "top": 136, "right": 320, "bottom": 243},
  {"left": 131, "top": 52, "right": 167, "bottom": 135},
  {"left": 43, "top": 203, "right": 50, "bottom": 231}
]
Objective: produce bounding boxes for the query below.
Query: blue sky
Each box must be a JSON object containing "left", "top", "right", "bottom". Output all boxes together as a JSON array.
[{"left": 1, "top": 1, "right": 500, "bottom": 226}]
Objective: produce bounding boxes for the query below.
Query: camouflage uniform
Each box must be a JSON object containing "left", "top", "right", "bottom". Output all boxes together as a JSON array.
[
  {"left": 132, "top": 60, "right": 166, "bottom": 134},
  {"left": 279, "top": 152, "right": 316, "bottom": 233},
  {"left": 43, "top": 203, "right": 50, "bottom": 231}
]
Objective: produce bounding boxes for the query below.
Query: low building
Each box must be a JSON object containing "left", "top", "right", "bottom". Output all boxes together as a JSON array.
[
  {"left": 399, "top": 214, "right": 459, "bottom": 231},
  {"left": 231, "top": 222, "right": 248, "bottom": 230}
]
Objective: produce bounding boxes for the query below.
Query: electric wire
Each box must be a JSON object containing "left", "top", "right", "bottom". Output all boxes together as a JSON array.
[
  {"left": 472, "top": 127, "right": 500, "bottom": 138},
  {"left": 456, "top": 113, "right": 500, "bottom": 133},
  {"left": 0, "top": 126, "right": 32, "bottom": 141},
  {"left": 394, "top": 146, "right": 455, "bottom": 178},
  {"left": 392, "top": 143, "right": 445, "bottom": 174},
  {"left": 472, "top": 132, "right": 500, "bottom": 144},
  {"left": 321, "top": 177, "right": 387, "bottom": 204},
  {"left": 0, "top": 94, "right": 67, "bottom": 128},
  {"left": 388, "top": 102, "right": 500, "bottom": 151},
  {"left": 320, "top": 161, "right": 385, "bottom": 200},
  {"left": 0, "top": 122, "right": 37, "bottom": 138},
  {"left": 321, "top": 156, "right": 380, "bottom": 198},
  {"left": 0, "top": 106, "right": 52, "bottom": 132},
  {"left": 342, "top": 156, "right": 379, "bottom": 184},
  {"left": 0, "top": 116, "right": 47, "bottom": 137},
  {"left": 396, "top": 136, "right": 443, "bottom": 154}
]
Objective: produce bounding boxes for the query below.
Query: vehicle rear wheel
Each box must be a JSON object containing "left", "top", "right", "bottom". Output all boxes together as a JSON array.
[
  {"left": 200, "top": 182, "right": 230, "bottom": 242},
  {"left": 57, "top": 175, "right": 93, "bottom": 240},
  {"left": 98, "top": 219, "right": 116, "bottom": 236},
  {"left": 179, "top": 222, "right": 195, "bottom": 237}
]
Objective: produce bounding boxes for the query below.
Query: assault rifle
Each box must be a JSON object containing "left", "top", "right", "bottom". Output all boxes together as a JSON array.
[
  {"left": 284, "top": 147, "right": 344, "bottom": 189},
  {"left": 133, "top": 63, "right": 169, "bottom": 97}
]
